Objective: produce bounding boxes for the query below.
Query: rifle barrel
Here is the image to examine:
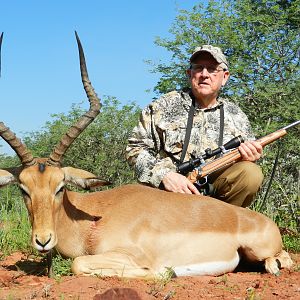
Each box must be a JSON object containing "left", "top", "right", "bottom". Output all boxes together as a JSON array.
[
  {"left": 258, "top": 120, "right": 300, "bottom": 147},
  {"left": 184, "top": 120, "right": 299, "bottom": 181},
  {"left": 282, "top": 120, "right": 300, "bottom": 131}
]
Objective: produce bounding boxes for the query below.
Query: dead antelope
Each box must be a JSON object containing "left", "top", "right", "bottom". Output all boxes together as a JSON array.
[{"left": 0, "top": 33, "right": 293, "bottom": 278}]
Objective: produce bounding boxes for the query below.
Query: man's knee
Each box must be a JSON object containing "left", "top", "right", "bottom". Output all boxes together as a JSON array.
[
  {"left": 237, "top": 161, "right": 264, "bottom": 193},
  {"left": 212, "top": 162, "right": 264, "bottom": 207}
]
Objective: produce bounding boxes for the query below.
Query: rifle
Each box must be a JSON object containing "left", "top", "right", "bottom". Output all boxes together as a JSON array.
[{"left": 177, "top": 120, "right": 300, "bottom": 184}]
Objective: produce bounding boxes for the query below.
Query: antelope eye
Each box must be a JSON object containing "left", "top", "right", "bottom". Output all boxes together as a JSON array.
[
  {"left": 56, "top": 186, "right": 64, "bottom": 195},
  {"left": 20, "top": 187, "right": 30, "bottom": 198}
]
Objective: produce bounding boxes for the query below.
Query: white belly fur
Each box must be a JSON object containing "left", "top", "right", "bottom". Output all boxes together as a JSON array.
[{"left": 172, "top": 251, "right": 240, "bottom": 276}]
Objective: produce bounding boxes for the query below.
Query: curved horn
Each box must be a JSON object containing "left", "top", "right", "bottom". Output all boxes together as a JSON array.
[
  {"left": 0, "top": 122, "right": 36, "bottom": 167},
  {"left": 0, "top": 32, "right": 3, "bottom": 77},
  {"left": 47, "top": 31, "right": 101, "bottom": 166}
]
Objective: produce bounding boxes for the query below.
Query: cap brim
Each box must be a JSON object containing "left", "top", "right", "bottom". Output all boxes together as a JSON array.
[{"left": 190, "top": 50, "right": 222, "bottom": 64}]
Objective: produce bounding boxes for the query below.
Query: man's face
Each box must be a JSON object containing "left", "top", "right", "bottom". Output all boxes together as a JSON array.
[{"left": 187, "top": 52, "right": 229, "bottom": 104}]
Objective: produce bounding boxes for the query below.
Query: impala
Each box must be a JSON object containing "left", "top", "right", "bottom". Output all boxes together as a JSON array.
[{"left": 0, "top": 33, "right": 293, "bottom": 278}]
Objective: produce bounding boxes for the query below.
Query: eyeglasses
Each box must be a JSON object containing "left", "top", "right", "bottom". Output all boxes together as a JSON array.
[{"left": 190, "top": 63, "right": 227, "bottom": 74}]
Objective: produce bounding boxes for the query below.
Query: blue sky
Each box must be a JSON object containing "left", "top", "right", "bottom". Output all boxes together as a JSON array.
[{"left": 0, "top": 0, "right": 198, "bottom": 154}]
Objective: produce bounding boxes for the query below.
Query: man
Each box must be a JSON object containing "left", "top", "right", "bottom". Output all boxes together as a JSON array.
[{"left": 126, "top": 45, "right": 263, "bottom": 207}]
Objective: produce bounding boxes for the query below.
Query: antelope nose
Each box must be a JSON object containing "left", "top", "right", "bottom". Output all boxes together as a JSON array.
[{"left": 35, "top": 234, "right": 52, "bottom": 248}]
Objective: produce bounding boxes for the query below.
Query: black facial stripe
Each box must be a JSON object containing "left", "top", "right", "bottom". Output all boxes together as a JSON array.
[{"left": 38, "top": 163, "right": 46, "bottom": 173}]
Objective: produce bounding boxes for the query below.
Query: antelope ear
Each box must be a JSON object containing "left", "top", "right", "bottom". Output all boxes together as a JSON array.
[
  {"left": 62, "top": 167, "right": 111, "bottom": 190},
  {"left": 0, "top": 169, "right": 17, "bottom": 187}
]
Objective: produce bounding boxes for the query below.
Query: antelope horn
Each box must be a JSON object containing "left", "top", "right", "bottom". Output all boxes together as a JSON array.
[
  {"left": 0, "top": 122, "right": 36, "bottom": 167},
  {"left": 0, "top": 32, "right": 3, "bottom": 77},
  {"left": 47, "top": 31, "right": 101, "bottom": 166}
]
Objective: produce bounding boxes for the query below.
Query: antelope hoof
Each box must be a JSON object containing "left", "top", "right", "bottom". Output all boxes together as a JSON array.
[
  {"left": 265, "top": 251, "right": 293, "bottom": 275},
  {"left": 265, "top": 257, "right": 280, "bottom": 275}
]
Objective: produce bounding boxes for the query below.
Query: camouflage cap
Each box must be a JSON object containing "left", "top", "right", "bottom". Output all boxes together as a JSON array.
[{"left": 190, "top": 45, "right": 229, "bottom": 69}]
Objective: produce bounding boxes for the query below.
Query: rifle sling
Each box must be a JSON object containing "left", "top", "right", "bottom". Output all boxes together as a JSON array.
[
  {"left": 179, "top": 93, "right": 195, "bottom": 163},
  {"left": 259, "top": 141, "right": 282, "bottom": 211},
  {"left": 218, "top": 103, "right": 224, "bottom": 147},
  {"left": 179, "top": 93, "right": 224, "bottom": 163}
]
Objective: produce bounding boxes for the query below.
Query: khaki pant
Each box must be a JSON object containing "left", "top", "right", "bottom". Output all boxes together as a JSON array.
[{"left": 209, "top": 161, "right": 264, "bottom": 207}]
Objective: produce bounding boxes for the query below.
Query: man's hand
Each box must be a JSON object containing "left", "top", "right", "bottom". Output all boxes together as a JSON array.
[
  {"left": 161, "top": 171, "right": 200, "bottom": 194},
  {"left": 239, "top": 141, "right": 263, "bottom": 162}
]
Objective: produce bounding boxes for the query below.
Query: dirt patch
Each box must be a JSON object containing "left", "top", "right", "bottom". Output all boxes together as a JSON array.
[{"left": 0, "top": 252, "right": 299, "bottom": 300}]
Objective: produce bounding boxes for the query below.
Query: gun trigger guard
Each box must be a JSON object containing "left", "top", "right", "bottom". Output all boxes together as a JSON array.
[{"left": 196, "top": 175, "right": 208, "bottom": 186}]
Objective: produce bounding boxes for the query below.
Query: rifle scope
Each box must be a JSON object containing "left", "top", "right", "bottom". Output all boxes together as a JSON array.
[{"left": 177, "top": 135, "right": 244, "bottom": 175}]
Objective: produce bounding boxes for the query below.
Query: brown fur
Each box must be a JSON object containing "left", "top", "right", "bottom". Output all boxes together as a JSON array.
[{"left": 0, "top": 164, "right": 294, "bottom": 278}]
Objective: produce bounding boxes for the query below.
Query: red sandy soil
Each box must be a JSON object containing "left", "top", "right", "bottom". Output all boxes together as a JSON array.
[{"left": 0, "top": 252, "right": 299, "bottom": 300}]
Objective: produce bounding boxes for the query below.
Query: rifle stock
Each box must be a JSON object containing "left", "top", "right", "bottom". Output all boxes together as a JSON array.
[{"left": 187, "top": 120, "right": 299, "bottom": 183}]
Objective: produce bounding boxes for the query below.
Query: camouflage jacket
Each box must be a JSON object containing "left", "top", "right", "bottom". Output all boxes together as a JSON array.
[{"left": 126, "top": 90, "right": 255, "bottom": 188}]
